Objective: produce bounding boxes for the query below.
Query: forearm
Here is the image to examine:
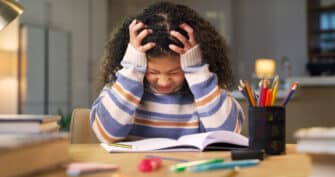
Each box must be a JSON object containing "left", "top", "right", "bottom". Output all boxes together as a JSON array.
[
  {"left": 90, "top": 44, "right": 146, "bottom": 143},
  {"left": 181, "top": 45, "right": 245, "bottom": 133}
]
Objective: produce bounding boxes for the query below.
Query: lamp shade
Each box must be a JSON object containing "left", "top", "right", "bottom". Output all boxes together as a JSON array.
[
  {"left": 0, "top": 0, "right": 24, "bottom": 31},
  {"left": 255, "top": 58, "right": 276, "bottom": 79}
]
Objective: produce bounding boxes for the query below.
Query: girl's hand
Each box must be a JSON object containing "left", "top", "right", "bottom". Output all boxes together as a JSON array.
[
  {"left": 129, "top": 19, "right": 155, "bottom": 52},
  {"left": 169, "top": 23, "right": 197, "bottom": 54}
]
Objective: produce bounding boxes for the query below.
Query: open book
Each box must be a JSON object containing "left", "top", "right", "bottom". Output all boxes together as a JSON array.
[{"left": 101, "top": 130, "right": 248, "bottom": 152}]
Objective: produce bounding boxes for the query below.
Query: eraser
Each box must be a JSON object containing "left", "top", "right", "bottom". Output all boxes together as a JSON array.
[{"left": 231, "top": 149, "right": 265, "bottom": 161}]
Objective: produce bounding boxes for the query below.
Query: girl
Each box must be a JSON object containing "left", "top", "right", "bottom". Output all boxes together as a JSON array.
[{"left": 90, "top": 2, "right": 245, "bottom": 143}]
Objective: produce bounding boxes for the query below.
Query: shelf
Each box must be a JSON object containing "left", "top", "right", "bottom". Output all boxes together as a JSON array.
[{"left": 309, "top": 5, "right": 335, "bottom": 12}]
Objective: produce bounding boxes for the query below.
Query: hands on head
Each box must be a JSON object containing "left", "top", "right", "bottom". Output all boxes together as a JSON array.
[{"left": 128, "top": 19, "right": 197, "bottom": 54}]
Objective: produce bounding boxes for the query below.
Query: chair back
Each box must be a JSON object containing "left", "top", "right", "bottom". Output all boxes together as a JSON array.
[{"left": 70, "top": 108, "right": 99, "bottom": 143}]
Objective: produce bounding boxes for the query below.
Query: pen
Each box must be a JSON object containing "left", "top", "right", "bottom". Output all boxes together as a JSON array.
[
  {"left": 281, "top": 81, "right": 299, "bottom": 107},
  {"left": 170, "top": 158, "right": 224, "bottom": 172},
  {"left": 109, "top": 143, "right": 133, "bottom": 149},
  {"left": 189, "top": 159, "right": 260, "bottom": 172}
]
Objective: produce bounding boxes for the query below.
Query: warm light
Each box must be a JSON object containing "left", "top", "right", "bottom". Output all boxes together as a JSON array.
[{"left": 255, "top": 58, "right": 276, "bottom": 79}]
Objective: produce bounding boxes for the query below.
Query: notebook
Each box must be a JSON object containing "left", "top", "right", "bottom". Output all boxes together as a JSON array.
[{"left": 101, "top": 130, "right": 248, "bottom": 152}]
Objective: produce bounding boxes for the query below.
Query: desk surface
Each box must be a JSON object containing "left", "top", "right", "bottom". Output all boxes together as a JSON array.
[{"left": 37, "top": 144, "right": 310, "bottom": 177}]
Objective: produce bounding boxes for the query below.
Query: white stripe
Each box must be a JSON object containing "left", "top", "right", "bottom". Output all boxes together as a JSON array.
[
  {"left": 118, "top": 68, "right": 145, "bottom": 84},
  {"left": 185, "top": 64, "right": 213, "bottom": 86},
  {"left": 200, "top": 96, "right": 233, "bottom": 128},
  {"left": 138, "top": 101, "right": 195, "bottom": 115},
  {"left": 102, "top": 95, "right": 135, "bottom": 125}
]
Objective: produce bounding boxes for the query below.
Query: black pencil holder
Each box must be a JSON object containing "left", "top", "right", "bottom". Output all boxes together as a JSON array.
[{"left": 248, "top": 106, "right": 285, "bottom": 155}]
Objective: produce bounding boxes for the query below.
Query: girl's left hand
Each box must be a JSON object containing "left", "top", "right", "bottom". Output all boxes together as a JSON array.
[{"left": 169, "top": 23, "right": 197, "bottom": 54}]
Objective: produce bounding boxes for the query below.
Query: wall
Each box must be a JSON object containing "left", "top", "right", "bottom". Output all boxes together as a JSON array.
[
  {"left": 19, "top": 0, "right": 107, "bottom": 111},
  {"left": 0, "top": 19, "right": 19, "bottom": 113},
  {"left": 232, "top": 0, "right": 307, "bottom": 82}
]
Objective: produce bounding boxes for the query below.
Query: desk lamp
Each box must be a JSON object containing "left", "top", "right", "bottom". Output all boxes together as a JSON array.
[{"left": 255, "top": 58, "right": 276, "bottom": 79}]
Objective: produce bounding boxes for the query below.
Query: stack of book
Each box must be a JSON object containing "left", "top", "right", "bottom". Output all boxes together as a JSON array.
[
  {"left": 295, "top": 127, "right": 335, "bottom": 177},
  {"left": 0, "top": 133, "right": 69, "bottom": 177},
  {"left": 0, "top": 114, "right": 61, "bottom": 133}
]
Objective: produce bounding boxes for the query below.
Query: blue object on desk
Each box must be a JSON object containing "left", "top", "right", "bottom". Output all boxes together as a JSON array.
[{"left": 189, "top": 159, "right": 260, "bottom": 172}]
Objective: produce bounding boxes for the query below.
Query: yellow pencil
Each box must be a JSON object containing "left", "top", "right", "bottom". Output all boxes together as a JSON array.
[{"left": 271, "top": 75, "right": 279, "bottom": 105}]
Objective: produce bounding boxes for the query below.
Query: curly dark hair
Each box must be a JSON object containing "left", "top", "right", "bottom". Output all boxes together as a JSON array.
[{"left": 98, "top": 1, "right": 233, "bottom": 91}]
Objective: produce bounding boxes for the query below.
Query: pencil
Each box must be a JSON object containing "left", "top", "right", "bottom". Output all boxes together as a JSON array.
[
  {"left": 243, "top": 80, "right": 257, "bottom": 107},
  {"left": 109, "top": 143, "right": 133, "bottom": 149},
  {"left": 271, "top": 75, "right": 279, "bottom": 105},
  {"left": 281, "top": 81, "right": 299, "bottom": 107}
]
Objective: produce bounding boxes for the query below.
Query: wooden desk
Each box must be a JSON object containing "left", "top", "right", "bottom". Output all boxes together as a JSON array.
[{"left": 37, "top": 144, "right": 310, "bottom": 177}]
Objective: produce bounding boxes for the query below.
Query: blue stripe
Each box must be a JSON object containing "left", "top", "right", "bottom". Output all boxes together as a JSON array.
[
  {"left": 142, "top": 91, "right": 194, "bottom": 104},
  {"left": 190, "top": 75, "right": 218, "bottom": 99},
  {"left": 136, "top": 109, "right": 194, "bottom": 119},
  {"left": 106, "top": 89, "right": 136, "bottom": 115},
  {"left": 129, "top": 124, "right": 200, "bottom": 139},
  {"left": 115, "top": 72, "right": 143, "bottom": 98},
  {"left": 95, "top": 103, "right": 133, "bottom": 137},
  {"left": 198, "top": 92, "right": 227, "bottom": 117}
]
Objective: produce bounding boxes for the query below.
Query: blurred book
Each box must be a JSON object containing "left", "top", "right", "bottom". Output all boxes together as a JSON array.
[
  {"left": 0, "top": 133, "right": 69, "bottom": 177},
  {"left": 0, "top": 114, "right": 61, "bottom": 133},
  {"left": 295, "top": 127, "right": 335, "bottom": 177},
  {"left": 295, "top": 127, "right": 335, "bottom": 154}
]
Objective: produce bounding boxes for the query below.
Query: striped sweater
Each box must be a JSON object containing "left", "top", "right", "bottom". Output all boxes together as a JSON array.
[{"left": 90, "top": 44, "right": 245, "bottom": 143}]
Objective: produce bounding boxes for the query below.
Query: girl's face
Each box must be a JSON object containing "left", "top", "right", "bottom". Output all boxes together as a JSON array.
[{"left": 146, "top": 55, "right": 185, "bottom": 94}]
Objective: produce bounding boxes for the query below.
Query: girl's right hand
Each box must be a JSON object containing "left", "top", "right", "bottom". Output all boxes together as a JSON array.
[{"left": 129, "top": 19, "right": 155, "bottom": 53}]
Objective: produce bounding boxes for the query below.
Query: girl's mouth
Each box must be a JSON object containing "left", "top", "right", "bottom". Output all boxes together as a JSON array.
[{"left": 157, "top": 86, "right": 172, "bottom": 92}]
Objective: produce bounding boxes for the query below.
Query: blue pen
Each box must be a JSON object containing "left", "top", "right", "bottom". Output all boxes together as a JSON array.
[{"left": 189, "top": 159, "right": 260, "bottom": 172}]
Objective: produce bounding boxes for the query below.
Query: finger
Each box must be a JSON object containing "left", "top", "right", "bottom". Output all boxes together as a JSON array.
[
  {"left": 180, "top": 23, "right": 196, "bottom": 45},
  {"left": 169, "top": 44, "right": 184, "bottom": 54},
  {"left": 129, "top": 19, "right": 137, "bottom": 39},
  {"left": 140, "top": 42, "right": 155, "bottom": 52},
  {"left": 129, "top": 19, "right": 136, "bottom": 29},
  {"left": 137, "top": 29, "right": 152, "bottom": 42},
  {"left": 131, "top": 21, "right": 145, "bottom": 34},
  {"left": 170, "top": 31, "right": 190, "bottom": 48}
]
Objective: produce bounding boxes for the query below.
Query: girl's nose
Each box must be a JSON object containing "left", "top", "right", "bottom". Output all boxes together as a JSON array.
[{"left": 157, "top": 75, "right": 170, "bottom": 86}]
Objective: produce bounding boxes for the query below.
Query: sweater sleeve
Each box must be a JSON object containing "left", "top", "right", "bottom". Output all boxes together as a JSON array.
[
  {"left": 90, "top": 44, "right": 146, "bottom": 143},
  {"left": 181, "top": 45, "right": 245, "bottom": 133}
]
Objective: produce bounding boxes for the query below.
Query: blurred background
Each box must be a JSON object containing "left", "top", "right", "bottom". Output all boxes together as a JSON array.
[{"left": 1, "top": 0, "right": 334, "bottom": 141}]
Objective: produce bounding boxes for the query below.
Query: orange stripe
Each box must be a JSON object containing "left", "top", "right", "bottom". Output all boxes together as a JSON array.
[
  {"left": 135, "top": 117, "right": 199, "bottom": 127},
  {"left": 95, "top": 117, "right": 119, "bottom": 143},
  {"left": 196, "top": 86, "right": 221, "bottom": 107},
  {"left": 113, "top": 83, "right": 140, "bottom": 105}
]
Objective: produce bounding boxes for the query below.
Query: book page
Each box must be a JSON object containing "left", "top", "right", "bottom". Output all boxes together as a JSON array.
[
  {"left": 178, "top": 130, "right": 248, "bottom": 151},
  {"left": 101, "top": 138, "right": 199, "bottom": 152}
]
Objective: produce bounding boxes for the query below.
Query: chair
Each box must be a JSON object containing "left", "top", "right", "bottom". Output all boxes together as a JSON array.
[{"left": 70, "top": 108, "right": 99, "bottom": 143}]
